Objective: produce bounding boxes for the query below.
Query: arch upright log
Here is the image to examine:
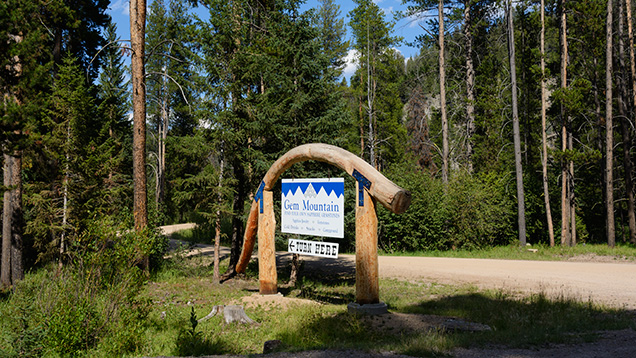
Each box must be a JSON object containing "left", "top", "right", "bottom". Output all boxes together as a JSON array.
[{"left": 235, "top": 144, "right": 411, "bottom": 304}]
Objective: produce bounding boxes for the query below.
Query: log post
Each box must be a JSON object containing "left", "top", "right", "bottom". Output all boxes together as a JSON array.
[
  {"left": 258, "top": 190, "right": 277, "bottom": 294},
  {"left": 355, "top": 185, "right": 379, "bottom": 304}
]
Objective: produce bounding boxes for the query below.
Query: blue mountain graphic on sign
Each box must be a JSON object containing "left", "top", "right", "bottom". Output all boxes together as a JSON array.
[{"left": 282, "top": 181, "right": 344, "bottom": 198}]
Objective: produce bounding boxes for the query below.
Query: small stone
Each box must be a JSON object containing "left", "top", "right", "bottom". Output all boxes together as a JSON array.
[{"left": 263, "top": 340, "right": 283, "bottom": 354}]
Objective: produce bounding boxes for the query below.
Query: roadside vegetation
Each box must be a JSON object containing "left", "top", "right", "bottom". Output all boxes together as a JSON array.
[
  {"left": 172, "top": 226, "right": 636, "bottom": 262},
  {"left": 3, "top": 228, "right": 633, "bottom": 357}
]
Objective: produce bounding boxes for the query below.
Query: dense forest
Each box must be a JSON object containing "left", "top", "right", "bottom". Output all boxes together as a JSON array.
[
  {"left": 3, "top": 0, "right": 636, "bottom": 355},
  {"left": 2, "top": 0, "right": 636, "bottom": 286}
]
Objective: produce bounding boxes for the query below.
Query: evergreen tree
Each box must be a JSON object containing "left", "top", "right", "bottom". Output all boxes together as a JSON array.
[
  {"left": 146, "top": 0, "right": 200, "bottom": 217},
  {"left": 1, "top": 0, "right": 54, "bottom": 285},
  {"left": 97, "top": 20, "right": 132, "bottom": 216},
  {"left": 349, "top": 0, "right": 401, "bottom": 167}
]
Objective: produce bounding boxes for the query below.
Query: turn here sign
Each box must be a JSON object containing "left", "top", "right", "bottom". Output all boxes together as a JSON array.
[{"left": 288, "top": 238, "right": 339, "bottom": 259}]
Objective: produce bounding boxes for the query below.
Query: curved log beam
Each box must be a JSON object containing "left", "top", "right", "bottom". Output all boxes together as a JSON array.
[{"left": 236, "top": 143, "right": 411, "bottom": 274}]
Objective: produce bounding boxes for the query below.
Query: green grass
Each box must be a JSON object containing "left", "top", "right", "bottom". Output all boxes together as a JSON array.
[
  {"left": 2, "top": 230, "right": 635, "bottom": 357},
  {"left": 168, "top": 227, "right": 215, "bottom": 246},
  {"left": 122, "top": 250, "right": 635, "bottom": 357}
]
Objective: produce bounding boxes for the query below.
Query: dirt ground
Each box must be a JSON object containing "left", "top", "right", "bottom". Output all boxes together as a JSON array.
[{"left": 161, "top": 225, "right": 636, "bottom": 357}]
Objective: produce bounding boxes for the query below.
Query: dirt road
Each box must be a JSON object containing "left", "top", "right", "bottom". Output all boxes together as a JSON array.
[
  {"left": 160, "top": 223, "right": 636, "bottom": 309},
  {"left": 161, "top": 225, "right": 636, "bottom": 357},
  {"left": 290, "top": 253, "right": 636, "bottom": 309}
]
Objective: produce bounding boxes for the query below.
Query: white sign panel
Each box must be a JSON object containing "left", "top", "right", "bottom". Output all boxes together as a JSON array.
[
  {"left": 281, "top": 178, "right": 344, "bottom": 238},
  {"left": 288, "top": 238, "right": 339, "bottom": 258}
]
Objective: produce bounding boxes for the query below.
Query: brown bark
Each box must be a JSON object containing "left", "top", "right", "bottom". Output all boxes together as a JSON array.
[
  {"left": 617, "top": 0, "right": 636, "bottom": 244},
  {"left": 2, "top": 153, "right": 23, "bottom": 287},
  {"left": 439, "top": 0, "right": 449, "bottom": 184},
  {"left": 625, "top": 0, "right": 636, "bottom": 244},
  {"left": 2, "top": 34, "right": 24, "bottom": 286},
  {"left": 213, "top": 145, "right": 224, "bottom": 283},
  {"left": 355, "top": 187, "right": 379, "bottom": 304},
  {"left": 130, "top": 0, "right": 148, "bottom": 270},
  {"left": 464, "top": 0, "right": 475, "bottom": 173},
  {"left": 289, "top": 253, "right": 300, "bottom": 286},
  {"left": 540, "top": 0, "right": 555, "bottom": 247},
  {"left": 258, "top": 190, "right": 276, "bottom": 295},
  {"left": 606, "top": 0, "right": 615, "bottom": 247},
  {"left": 2, "top": 155, "right": 13, "bottom": 287},
  {"left": 130, "top": 0, "right": 148, "bottom": 232},
  {"left": 508, "top": 0, "right": 527, "bottom": 246},
  {"left": 560, "top": 0, "right": 571, "bottom": 246},
  {"left": 9, "top": 153, "right": 22, "bottom": 283}
]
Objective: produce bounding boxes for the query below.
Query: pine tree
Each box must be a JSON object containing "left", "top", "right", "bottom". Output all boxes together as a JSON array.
[
  {"left": 349, "top": 0, "right": 401, "bottom": 168},
  {"left": 98, "top": 20, "right": 132, "bottom": 216},
  {"left": 1, "top": 0, "right": 53, "bottom": 286}
]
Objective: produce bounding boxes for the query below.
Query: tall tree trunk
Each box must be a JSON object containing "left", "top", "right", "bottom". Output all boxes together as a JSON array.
[
  {"left": 617, "top": 0, "right": 636, "bottom": 244},
  {"left": 213, "top": 144, "right": 225, "bottom": 283},
  {"left": 9, "top": 153, "right": 22, "bottom": 284},
  {"left": 625, "top": 0, "right": 636, "bottom": 244},
  {"left": 130, "top": 0, "right": 149, "bottom": 268},
  {"left": 2, "top": 153, "right": 23, "bottom": 287},
  {"left": 439, "top": 0, "right": 449, "bottom": 184},
  {"left": 223, "top": 159, "right": 246, "bottom": 279},
  {"left": 59, "top": 124, "right": 71, "bottom": 269},
  {"left": 540, "top": 0, "right": 555, "bottom": 247},
  {"left": 2, "top": 154, "right": 13, "bottom": 287},
  {"left": 568, "top": 132, "right": 576, "bottom": 245},
  {"left": 156, "top": 65, "right": 169, "bottom": 209},
  {"left": 606, "top": 0, "right": 616, "bottom": 247},
  {"left": 464, "top": 0, "right": 475, "bottom": 173},
  {"left": 2, "top": 34, "right": 24, "bottom": 286},
  {"left": 560, "top": 0, "right": 571, "bottom": 246},
  {"left": 366, "top": 21, "right": 376, "bottom": 167},
  {"left": 359, "top": 73, "right": 365, "bottom": 156},
  {"left": 508, "top": 0, "right": 526, "bottom": 246}
]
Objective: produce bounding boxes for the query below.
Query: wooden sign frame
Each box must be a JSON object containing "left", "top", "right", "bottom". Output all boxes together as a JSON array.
[{"left": 234, "top": 144, "right": 411, "bottom": 304}]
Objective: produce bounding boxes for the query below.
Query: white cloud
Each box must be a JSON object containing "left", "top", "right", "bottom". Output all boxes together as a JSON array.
[
  {"left": 110, "top": 0, "right": 129, "bottom": 16},
  {"left": 342, "top": 49, "right": 359, "bottom": 80}
]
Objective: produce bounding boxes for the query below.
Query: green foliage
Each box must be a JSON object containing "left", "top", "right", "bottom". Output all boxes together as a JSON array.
[
  {"left": 0, "top": 216, "right": 163, "bottom": 357},
  {"left": 174, "top": 306, "right": 222, "bottom": 356},
  {"left": 379, "top": 160, "right": 516, "bottom": 251}
]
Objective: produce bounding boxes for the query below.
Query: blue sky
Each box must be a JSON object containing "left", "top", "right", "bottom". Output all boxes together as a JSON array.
[{"left": 106, "top": 0, "right": 426, "bottom": 79}]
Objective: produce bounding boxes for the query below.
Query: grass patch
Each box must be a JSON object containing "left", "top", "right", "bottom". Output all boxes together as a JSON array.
[
  {"left": 168, "top": 227, "right": 214, "bottom": 245},
  {"left": 2, "top": 241, "right": 634, "bottom": 357},
  {"left": 131, "top": 254, "right": 635, "bottom": 357}
]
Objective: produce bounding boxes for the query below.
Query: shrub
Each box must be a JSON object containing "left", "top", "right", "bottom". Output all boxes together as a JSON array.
[
  {"left": 0, "top": 216, "right": 159, "bottom": 357},
  {"left": 378, "top": 162, "right": 516, "bottom": 251}
]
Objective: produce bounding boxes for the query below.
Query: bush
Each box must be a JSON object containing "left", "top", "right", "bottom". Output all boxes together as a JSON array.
[
  {"left": 378, "top": 162, "right": 516, "bottom": 251},
  {"left": 0, "top": 217, "right": 159, "bottom": 357}
]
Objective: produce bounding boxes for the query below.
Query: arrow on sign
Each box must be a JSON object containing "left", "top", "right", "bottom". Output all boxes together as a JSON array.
[{"left": 288, "top": 240, "right": 296, "bottom": 252}]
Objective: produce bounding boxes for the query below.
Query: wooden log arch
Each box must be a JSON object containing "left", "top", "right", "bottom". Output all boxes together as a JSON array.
[{"left": 235, "top": 143, "right": 411, "bottom": 304}]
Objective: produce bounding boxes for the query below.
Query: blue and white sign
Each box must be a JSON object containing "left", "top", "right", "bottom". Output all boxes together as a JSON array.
[{"left": 281, "top": 178, "right": 344, "bottom": 238}]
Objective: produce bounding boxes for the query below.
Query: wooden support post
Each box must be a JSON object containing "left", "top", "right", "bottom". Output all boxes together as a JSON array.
[
  {"left": 258, "top": 190, "right": 277, "bottom": 294},
  {"left": 355, "top": 184, "right": 379, "bottom": 304}
]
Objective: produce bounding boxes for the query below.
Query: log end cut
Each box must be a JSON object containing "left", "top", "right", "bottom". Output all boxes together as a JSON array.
[{"left": 390, "top": 189, "right": 412, "bottom": 214}]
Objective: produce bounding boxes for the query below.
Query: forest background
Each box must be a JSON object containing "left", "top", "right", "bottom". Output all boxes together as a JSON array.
[
  {"left": 2, "top": 0, "right": 636, "bottom": 355},
  {"left": 3, "top": 0, "right": 636, "bottom": 284}
]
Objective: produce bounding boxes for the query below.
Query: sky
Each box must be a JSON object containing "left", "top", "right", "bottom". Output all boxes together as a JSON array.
[{"left": 106, "top": 0, "right": 427, "bottom": 80}]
